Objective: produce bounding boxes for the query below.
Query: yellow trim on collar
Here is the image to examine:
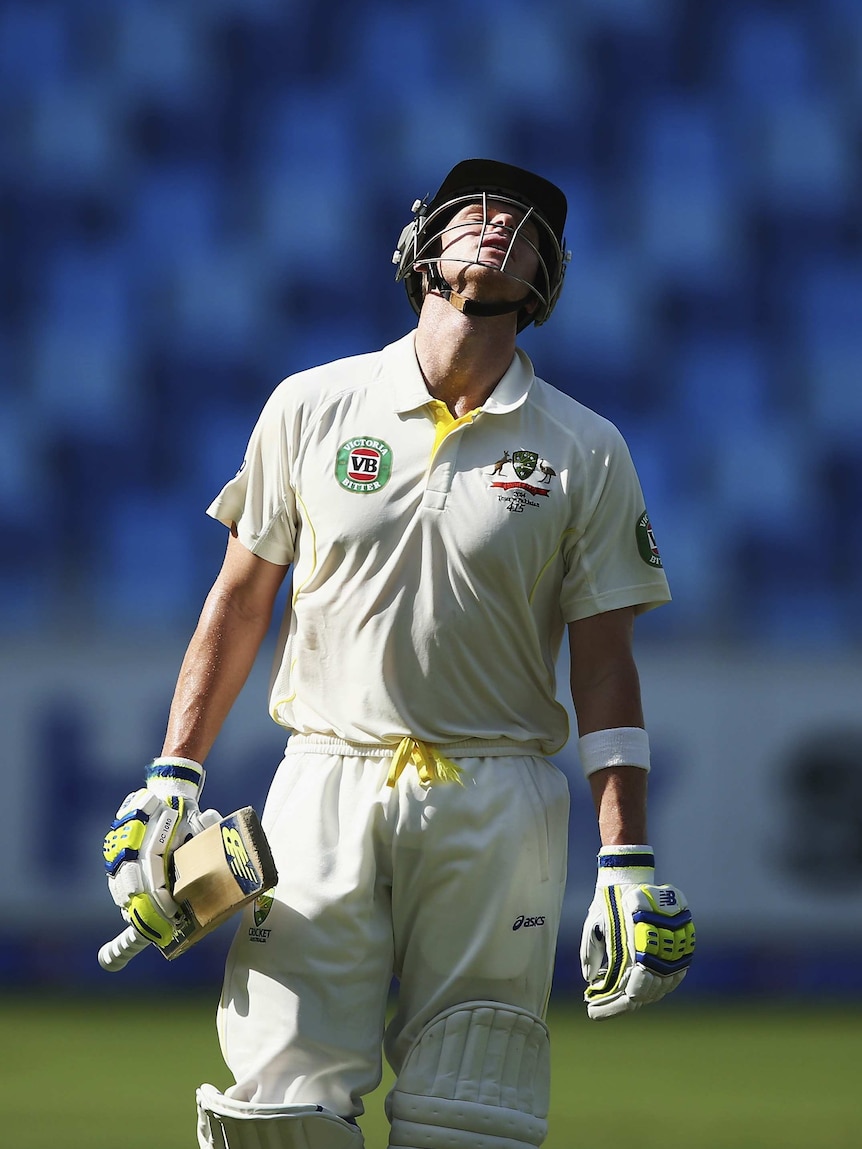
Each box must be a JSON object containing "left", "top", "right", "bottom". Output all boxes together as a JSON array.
[{"left": 427, "top": 400, "right": 480, "bottom": 459}]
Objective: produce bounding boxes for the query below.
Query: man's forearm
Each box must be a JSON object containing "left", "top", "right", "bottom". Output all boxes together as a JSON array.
[
  {"left": 589, "top": 765, "right": 648, "bottom": 846},
  {"left": 161, "top": 585, "right": 275, "bottom": 764}
]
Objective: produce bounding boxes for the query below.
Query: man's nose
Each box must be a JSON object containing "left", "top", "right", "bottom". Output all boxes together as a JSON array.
[{"left": 487, "top": 210, "right": 518, "bottom": 231}]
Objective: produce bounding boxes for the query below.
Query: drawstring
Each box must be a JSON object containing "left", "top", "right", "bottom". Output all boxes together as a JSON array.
[{"left": 386, "top": 738, "right": 465, "bottom": 788}]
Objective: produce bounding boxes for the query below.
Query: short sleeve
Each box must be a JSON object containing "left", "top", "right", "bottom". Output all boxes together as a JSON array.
[
  {"left": 206, "top": 386, "right": 298, "bottom": 565},
  {"left": 559, "top": 429, "right": 671, "bottom": 622}
]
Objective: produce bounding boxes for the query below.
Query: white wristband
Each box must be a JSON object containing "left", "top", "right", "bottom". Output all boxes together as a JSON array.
[
  {"left": 596, "top": 844, "right": 656, "bottom": 888},
  {"left": 144, "top": 756, "right": 205, "bottom": 800},
  {"left": 577, "top": 727, "right": 650, "bottom": 778}
]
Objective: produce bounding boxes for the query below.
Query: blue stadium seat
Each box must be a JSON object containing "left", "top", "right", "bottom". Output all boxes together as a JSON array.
[
  {"left": 672, "top": 336, "right": 769, "bottom": 436},
  {"left": 30, "top": 243, "right": 135, "bottom": 436},
  {"left": 721, "top": 8, "right": 815, "bottom": 106},
  {"left": 796, "top": 259, "right": 862, "bottom": 435},
  {"left": 111, "top": 1, "right": 209, "bottom": 100},
  {"left": 0, "top": 2, "right": 66, "bottom": 92},
  {"left": 751, "top": 97, "right": 851, "bottom": 215},
  {"left": 633, "top": 97, "right": 738, "bottom": 287},
  {"left": 548, "top": 248, "right": 647, "bottom": 375},
  {"left": 96, "top": 493, "right": 199, "bottom": 626},
  {"left": 127, "top": 165, "right": 222, "bottom": 270}
]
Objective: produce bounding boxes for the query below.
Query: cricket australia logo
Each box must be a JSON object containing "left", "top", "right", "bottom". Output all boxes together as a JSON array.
[
  {"left": 489, "top": 448, "right": 556, "bottom": 512},
  {"left": 636, "top": 510, "right": 663, "bottom": 568},
  {"left": 249, "top": 890, "right": 275, "bottom": 944},
  {"left": 254, "top": 891, "right": 275, "bottom": 927},
  {"left": 512, "top": 450, "right": 539, "bottom": 480},
  {"left": 335, "top": 437, "right": 393, "bottom": 493}
]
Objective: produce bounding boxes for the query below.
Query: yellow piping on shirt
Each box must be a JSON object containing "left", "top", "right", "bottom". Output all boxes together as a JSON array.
[
  {"left": 529, "top": 527, "right": 577, "bottom": 605},
  {"left": 269, "top": 658, "right": 299, "bottom": 723},
  {"left": 291, "top": 489, "right": 317, "bottom": 607}
]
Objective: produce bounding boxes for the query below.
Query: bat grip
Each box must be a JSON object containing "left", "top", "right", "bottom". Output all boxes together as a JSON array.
[{"left": 98, "top": 925, "right": 151, "bottom": 971}]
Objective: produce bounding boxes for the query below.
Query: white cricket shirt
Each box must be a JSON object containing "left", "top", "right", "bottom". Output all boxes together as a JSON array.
[{"left": 207, "top": 332, "right": 670, "bottom": 754}]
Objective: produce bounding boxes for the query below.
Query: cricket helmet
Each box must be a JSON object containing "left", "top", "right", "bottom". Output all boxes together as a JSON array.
[{"left": 392, "top": 158, "right": 570, "bottom": 331}]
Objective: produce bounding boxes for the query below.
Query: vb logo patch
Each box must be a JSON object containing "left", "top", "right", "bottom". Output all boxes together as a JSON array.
[
  {"left": 636, "top": 510, "right": 663, "bottom": 568},
  {"left": 335, "top": 437, "right": 393, "bottom": 493}
]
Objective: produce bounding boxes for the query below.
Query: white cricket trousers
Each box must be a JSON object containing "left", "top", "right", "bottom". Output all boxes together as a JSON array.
[{"left": 215, "top": 736, "right": 570, "bottom": 1120}]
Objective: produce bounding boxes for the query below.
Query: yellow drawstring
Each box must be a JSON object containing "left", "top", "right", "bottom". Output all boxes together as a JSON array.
[{"left": 386, "top": 737, "right": 465, "bottom": 788}]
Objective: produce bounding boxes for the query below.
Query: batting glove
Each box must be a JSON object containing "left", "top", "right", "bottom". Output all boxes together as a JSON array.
[
  {"left": 580, "top": 845, "right": 695, "bottom": 1020},
  {"left": 103, "top": 758, "right": 221, "bottom": 948}
]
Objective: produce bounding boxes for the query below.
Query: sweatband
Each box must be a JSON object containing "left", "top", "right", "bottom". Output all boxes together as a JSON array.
[
  {"left": 595, "top": 843, "right": 655, "bottom": 887},
  {"left": 145, "top": 756, "right": 206, "bottom": 799},
  {"left": 577, "top": 727, "right": 650, "bottom": 778}
]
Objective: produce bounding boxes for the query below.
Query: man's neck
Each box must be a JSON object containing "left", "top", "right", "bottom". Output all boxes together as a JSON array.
[{"left": 414, "top": 296, "right": 518, "bottom": 417}]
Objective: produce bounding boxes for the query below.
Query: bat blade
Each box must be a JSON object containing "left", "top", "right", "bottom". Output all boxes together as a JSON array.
[
  {"left": 98, "top": 806, "right": 277, "bottom": 971},
  {"left": 162, "top": 806, "right": 278, "bottom": 959}
]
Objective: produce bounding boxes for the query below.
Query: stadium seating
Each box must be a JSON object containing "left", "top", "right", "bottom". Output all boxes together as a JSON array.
[{"left": 1, "top": 0, "right": 859, "bottom": 644}]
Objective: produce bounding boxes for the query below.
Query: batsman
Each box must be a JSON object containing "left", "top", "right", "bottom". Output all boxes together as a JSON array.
[{"left": 103, "top": 158, "right": 695, "bottom": 1149}]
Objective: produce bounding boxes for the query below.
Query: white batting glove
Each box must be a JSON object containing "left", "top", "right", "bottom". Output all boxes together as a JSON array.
[
  {"left": 103, "top": 758, "right": 221, "bottom": 948},
  {"left": 580, "top": 845, "right": 695, "bottom": 1020}
]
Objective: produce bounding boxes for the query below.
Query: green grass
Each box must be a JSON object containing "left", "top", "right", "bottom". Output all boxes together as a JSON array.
[{"left": 0, "top": 995, "right": 859, "bottom": 1148}]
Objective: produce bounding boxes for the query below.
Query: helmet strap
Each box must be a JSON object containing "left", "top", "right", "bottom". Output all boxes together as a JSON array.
[{"left": 425, "top": 262, "right": 532, "bottom": 319}]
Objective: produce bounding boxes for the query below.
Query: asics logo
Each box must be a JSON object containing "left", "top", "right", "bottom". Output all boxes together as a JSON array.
[{"left": 512, "top": 915, "right": 546, "bottom": 931}]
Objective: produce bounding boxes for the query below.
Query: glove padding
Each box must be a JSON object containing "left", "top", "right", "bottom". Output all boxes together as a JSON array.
[
  {"left": 103, "top": 758, "right": 221, "bottom": 947},
  {"left": 580, "top": 846, "right": 695, "bottom": 1020}
]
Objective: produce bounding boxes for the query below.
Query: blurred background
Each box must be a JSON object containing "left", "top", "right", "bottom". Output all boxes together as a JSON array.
[{"left": 1, "top": 0, "right": 861, "bottom": 1008}]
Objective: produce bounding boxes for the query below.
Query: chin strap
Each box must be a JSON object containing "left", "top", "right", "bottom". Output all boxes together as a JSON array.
[{"left": 426, "top": 263, "right": 532, "bottom": 319}]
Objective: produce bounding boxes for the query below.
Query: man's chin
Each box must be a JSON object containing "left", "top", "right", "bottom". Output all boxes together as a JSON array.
[{"left": 447, "top": 262, "right": 527, "bottom": 302}]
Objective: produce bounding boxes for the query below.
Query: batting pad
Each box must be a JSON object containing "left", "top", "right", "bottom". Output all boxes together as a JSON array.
[
  {"left": 387, "top": 1001, "right": 550, "bottom": 1149},
  {"left": 196, "top": 1084, "right": 364, "bottom": 1149}
]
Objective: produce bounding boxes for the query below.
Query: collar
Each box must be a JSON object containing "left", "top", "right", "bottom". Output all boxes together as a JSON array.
[
  {"left": 385, "top": 331, "right": 535, "bottom": 416},
  {"left": 385, "top": 332, "right": 436, "bottom": 414},
  {"left": 482, "top": 347, "right": 535, "bottom": 414}
]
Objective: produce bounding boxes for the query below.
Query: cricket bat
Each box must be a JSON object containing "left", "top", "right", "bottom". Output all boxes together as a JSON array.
[{"left": 98, "top": 807, "right": 277, "bottom": 972}]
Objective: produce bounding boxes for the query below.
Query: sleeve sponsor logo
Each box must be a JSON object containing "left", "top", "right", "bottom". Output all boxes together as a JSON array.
[{"left": 636, "top": 510, "right": 663, "bottom": 567}]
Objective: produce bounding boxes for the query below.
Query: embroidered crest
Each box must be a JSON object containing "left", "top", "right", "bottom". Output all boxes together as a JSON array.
[
  {"left": 488, "top": 448, "right": 555, "bottom": 509},
  {"left": 512, "top": 450, "right": 538, "bottom": 481}
]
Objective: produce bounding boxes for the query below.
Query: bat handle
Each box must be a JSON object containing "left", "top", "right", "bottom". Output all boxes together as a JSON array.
[{"left": 98, "top": 925, "right": 151, "bottom": 971}]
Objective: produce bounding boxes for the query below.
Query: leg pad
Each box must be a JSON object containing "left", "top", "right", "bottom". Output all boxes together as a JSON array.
[
  {"left": 196, "top": 1084, "right": 364, "bottom": 1149},
  {"left": 387, "top": 1001, "right": 550, "bottom": 1148}
]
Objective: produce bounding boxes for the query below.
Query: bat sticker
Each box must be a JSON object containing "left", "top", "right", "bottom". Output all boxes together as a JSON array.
[{"left": 221, "top": 818, "right": 261, "bottom": 893}]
